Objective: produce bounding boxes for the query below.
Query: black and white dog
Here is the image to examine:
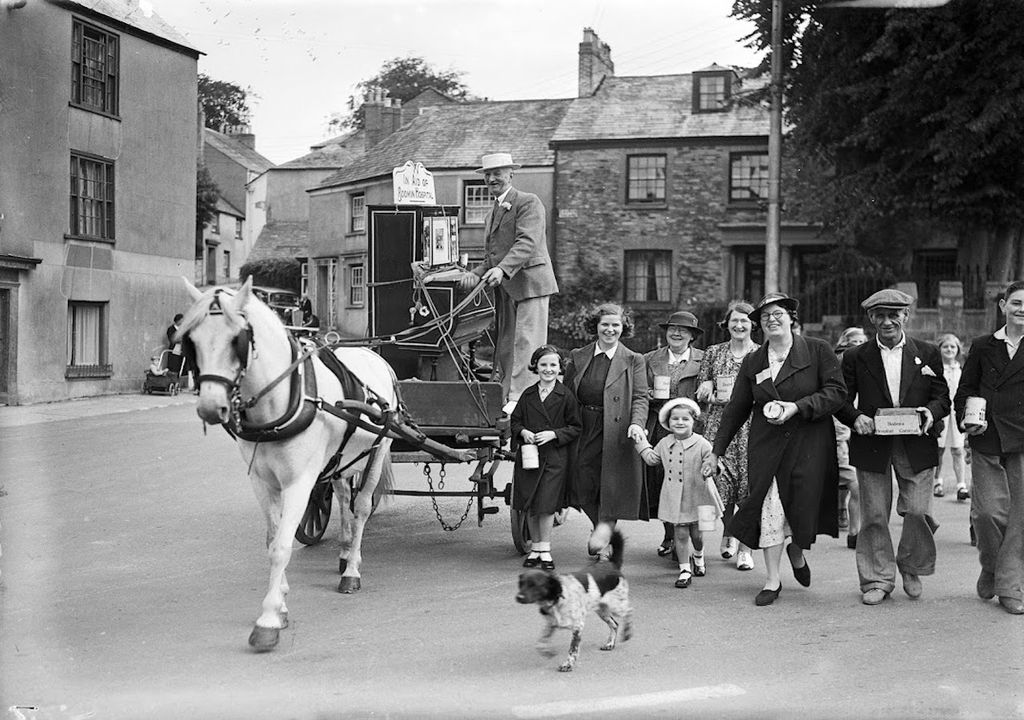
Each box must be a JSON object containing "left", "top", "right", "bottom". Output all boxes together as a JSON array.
[{"left": 515, "top": 531, "right": 633, "bottom": 672}]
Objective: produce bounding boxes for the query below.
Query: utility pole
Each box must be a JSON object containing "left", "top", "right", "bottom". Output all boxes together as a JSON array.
[{"left": 765, "top": 0, "right": 784, "bottom": 294}]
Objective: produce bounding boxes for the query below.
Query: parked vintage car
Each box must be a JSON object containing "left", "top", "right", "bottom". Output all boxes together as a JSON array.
[{"left": 251, "top": 286, "right": 300, "bottom": 322}]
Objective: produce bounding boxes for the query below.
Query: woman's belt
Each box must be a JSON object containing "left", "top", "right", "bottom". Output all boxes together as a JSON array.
[{"left": 581, "top": 404, "right": 604, "bottom": 411}]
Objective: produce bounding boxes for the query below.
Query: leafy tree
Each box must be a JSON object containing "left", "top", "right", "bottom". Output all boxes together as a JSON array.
[
  {"left": 732, "top": 0, "right": 1024, "bottom": 278},
  {"left": 238, "top": 258, "right": 301, "bottom": 293},
  {"left": 327, "top": 56, "right": 469, "bottom": 133},
  {"left": 196, "top": 164, "right": 220, "bottom": 257},
  {"left": 198, "top": 73, "right": 253, "bottom": 130}
]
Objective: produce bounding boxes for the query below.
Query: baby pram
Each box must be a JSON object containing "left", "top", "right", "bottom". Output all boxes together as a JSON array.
[{"left": 143, "top": 350, "right": 185, "bottom": 395}]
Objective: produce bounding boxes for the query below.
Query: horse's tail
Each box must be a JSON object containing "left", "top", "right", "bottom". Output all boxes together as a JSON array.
[
  {"left": 608, "top": 530, "right": 625, "bottom": 569},
  {"left": 371, "top": 451, "right": 395, "bottom": 508}
]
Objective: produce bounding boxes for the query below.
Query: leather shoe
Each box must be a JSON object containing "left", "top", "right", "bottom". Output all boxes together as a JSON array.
[
  {"left": 901, "top": 571, "right": 922, "bottom": 599},
  {"left": 657, "top": 539, "right": 674, "bottom": 557},
  {"left": 540, "top": 558, "right": 556, "bottom": 571},
  {"left": 674, "top": 569, "right": 692, "bottom": 588},
  {"left": 755, "top": 584, "right": 781, "bottom": 606},
  {"left": 862, "top": 588, "right": 890, "bottom": 605},
  {"left": 522, "top": 554, "right": 540, "bottom": 568},
  {"left": 998, "top": 596, "right": 1024, "bottom": 615},
  {"left": 787, "top": 544, "right": 811, "bottom": 587},
  {"left": 956, "top": 486, "right": 970, "bottom": 501},
  {"left": 977, "top": 570, "right": 996, "bottom": 600}
]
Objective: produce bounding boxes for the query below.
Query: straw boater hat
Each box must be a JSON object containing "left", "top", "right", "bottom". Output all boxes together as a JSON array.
[
  {"left": 658, "top": 397, "right": 702, "bottom": 430},
  {"left": 657, "top": 310, "right": 703, "bottom": 336},
  {"left": 475, "top": 152, "right": 522, "bottom": 173},
  {"left": 748, "top": 292, "right": 799, "bottom": 325}
]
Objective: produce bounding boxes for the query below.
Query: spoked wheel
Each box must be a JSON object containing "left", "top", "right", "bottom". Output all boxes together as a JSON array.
[
  {"left": 295, "top": 481, "right": 333, "bottom": 546},
  {"left": 510, "top": 507, "right": 531, "bottom": 555}
]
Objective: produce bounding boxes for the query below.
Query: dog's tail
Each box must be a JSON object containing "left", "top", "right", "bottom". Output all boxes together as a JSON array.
[{"left": 608, "top": 530, "right": 625, "bottom": 568}]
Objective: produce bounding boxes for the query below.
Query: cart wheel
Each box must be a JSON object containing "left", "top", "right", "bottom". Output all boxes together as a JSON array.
[
  {"left": 510, "top": 508, "right": 531, "bottom": 555},
  {"left": 295, "top": 481, "right": 333, "bottom": 545}
]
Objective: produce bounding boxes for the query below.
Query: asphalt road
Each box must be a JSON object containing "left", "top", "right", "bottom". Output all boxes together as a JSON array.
[{"left": 0, "top": 397, "right": 1021, "bottom": 720}]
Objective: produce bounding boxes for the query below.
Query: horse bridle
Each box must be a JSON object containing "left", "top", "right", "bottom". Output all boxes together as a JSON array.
[{"left": 182, "top": 289, "right": 255, "bottom": 402}]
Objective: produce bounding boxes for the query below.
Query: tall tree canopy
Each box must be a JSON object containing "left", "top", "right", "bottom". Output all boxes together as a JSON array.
[
  {"left": 328, "top": 56, "right": 469, "bottom": 133},
  {"left": 732, "top": 0, "right": 1024, "bottom": 272},
  {"left": 198, "top": 73, "right": 254, "bottom": 130}
]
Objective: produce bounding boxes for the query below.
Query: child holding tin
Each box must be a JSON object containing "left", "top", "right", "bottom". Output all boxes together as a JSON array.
[
  {"left": 640, "top": 397, "right": 716, "bottom": 588},
  {"left": 511, "top": 344, "right": 582, "bottom": 572}
]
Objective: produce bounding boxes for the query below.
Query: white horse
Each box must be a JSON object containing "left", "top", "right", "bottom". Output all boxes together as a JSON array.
[{"left": 180, "top": 277, "right": 397, "bottom": 652}]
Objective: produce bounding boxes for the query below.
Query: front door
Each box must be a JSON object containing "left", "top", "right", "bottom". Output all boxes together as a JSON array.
[{"left": 0, "top": 288, "right": 10, "bottom": 397}]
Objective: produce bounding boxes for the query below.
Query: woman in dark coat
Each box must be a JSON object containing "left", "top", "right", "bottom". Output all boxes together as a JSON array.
[
  {"left": 643, "top": 310, "right": 705, "bottom": 557},
  {"left": 511, "top": 345, "right": 582, "bottom": 571},
  {"left": 565, "top": 303, "right": 650, "bottom": 558},
  {"left": 708, "top": 293, "right": 845, "bottom": 606}
]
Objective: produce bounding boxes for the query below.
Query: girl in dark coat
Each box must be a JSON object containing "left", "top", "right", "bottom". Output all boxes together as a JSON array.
[
  {"left": 511, "top": 345, "right": 582, "bottom": 571},
  {"left": 708, "top": 293, "right": 845, "bottom": 606}
]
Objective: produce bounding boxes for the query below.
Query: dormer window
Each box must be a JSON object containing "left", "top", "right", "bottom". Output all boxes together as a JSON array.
[{"left": 692, "top": 66, "right": 734, "bottom": 113}]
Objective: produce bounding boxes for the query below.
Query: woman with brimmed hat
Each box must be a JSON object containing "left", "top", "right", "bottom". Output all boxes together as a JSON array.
[
  {"left": 696, "top": 300, "right": 760, "bottom": 570},
  {"left": 640, "top": 310, "right": 705, "bottom": 558},
  {"left": 706, "top": 292, "right": 846, "bottom": 606}
]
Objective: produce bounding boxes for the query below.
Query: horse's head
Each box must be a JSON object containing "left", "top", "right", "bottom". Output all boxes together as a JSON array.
[{"left": 179, "top": 277, "right": 257, "bottom": 425}]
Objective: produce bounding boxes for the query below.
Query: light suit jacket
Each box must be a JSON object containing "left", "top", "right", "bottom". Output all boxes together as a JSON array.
[{"left": 472, "top": 187, "right": 558, "bottom": 302}]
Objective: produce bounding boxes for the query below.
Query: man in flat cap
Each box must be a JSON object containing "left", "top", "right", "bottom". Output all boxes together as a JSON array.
[
  {"left": 836, "top": 288, "right": 950, "bottom": 605},
  {"left": 460, "top": 153, "right": 558, "bottom": 405}
]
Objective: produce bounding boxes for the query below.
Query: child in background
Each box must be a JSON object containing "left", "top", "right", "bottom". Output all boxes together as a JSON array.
[
  {"left": 148, "top": 355, "right": 167, "bottom": 377},
  {"left": 640, "top": 397, "right": 716, "bottom": 588},
  {"left": 511, "top": 344, "right": 581, "bottom": 572},
  {"left": 934, "top": 333, "right": 969, "bottom": 500}
]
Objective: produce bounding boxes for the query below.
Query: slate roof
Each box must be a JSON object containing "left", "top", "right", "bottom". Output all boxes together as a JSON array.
[
  {"left": 550, "top": 74, "right": 769, "bottom": 144},
  {"left": 315, "top": 99, "right": 573, "bottom": 189},
  {"left": 276, "top": 130, "right": 366, "bottom": 170},
  {"left": 61, "top": 0, "right": 200, "bottom": 55},
  {"left": 215, "top": 196, "right": 242, "bottom": 217},
  {"left": 204, "top": 128, "right": 275, "bottom": 173},
  {"left": 248, "top": 221, "right": 309, "bottom": 263}
]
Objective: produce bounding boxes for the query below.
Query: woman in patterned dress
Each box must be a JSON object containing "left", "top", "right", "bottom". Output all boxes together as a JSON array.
[{"left": 696, "top": 301, "right": 758, "bottom": 570}]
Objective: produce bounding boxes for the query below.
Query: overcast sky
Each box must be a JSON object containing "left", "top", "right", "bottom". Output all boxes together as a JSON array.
[{"left": 150, "top": 0, "right": 764, "bottom": 164}]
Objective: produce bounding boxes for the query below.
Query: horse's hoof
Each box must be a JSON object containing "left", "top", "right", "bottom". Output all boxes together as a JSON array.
[
  {"left": 337, "top": 576, "right": 361, "bottom": 593},
  {"left": 248, "top": 625, "right": 280, "bottom": 652},
  {"left": 338, "top": 558, "right": 348, "bottom": 575}
]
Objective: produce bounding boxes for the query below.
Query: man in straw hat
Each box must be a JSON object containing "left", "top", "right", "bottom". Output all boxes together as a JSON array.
[
  {"left": 836, "top": 288, "right": 949, "bottom": 606},
  {"left": 460, "top": 153, "right": 558, "bottom": 404}
]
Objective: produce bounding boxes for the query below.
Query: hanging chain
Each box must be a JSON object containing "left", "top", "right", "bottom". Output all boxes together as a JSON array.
[{"left": 423, "top": 463, "right": 474, "bottom": 532}]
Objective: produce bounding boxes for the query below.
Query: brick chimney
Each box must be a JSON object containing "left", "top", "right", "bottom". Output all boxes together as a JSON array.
[
  {"left": 578, "top": 27, "right": 614, "bottom": 97},
  {"left": 223, "top": 123, "right": 256, "bottom": 149},
  {"left": 364, "top": 90, "right": 404, "bottom": 148}
]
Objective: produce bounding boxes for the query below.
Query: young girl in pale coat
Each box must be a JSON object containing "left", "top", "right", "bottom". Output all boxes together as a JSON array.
[{"left": 640, "top": 397, "right": 716, "bottom": 588}]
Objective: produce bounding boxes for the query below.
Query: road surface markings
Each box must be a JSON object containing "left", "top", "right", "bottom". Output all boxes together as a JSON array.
[{"left": 512, "top": 683, "right": 746, "bottom": 717}]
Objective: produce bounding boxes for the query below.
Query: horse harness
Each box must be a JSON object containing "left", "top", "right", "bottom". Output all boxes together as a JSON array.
[{"left": 182, "top": 289, "right": 407, "bottom": 479}]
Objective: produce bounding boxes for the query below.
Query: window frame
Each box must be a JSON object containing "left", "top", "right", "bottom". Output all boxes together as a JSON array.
[
  {"left": 692, "top": 73, "right": 730, "bottom": 114},
  {"left": 623, "top": 249, "right": 673, "bottom": 306},
  {"left": 350, "top": 193, "right": 366, "bottom": 233},
  {"left": 347, "top": 262, "right": 365, "bottom": 308},
  {"left": 463, "top": 180, "right": 491, "bottom": 225},
  {"left": 729, "top": 151, "right": 770, "bottom": 204},
  {"left": 71, "top": 18, "right": 119, "bottom": 117},
  {"left": 626, "top": 154, "right": 667, "bottom": 205},
  {"left": 69, "top": 151, "right": 115, "bottom": 241},
  {"left": 65, "top": 300, "right": 111, "bottom": 377}
]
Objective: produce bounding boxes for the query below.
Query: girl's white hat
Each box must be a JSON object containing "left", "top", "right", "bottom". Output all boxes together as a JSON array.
[{"left": 658, "top": 397, "right": 701, "bottom": 430}]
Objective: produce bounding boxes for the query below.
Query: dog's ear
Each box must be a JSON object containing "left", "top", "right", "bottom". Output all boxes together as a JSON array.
[{"left": 544, "top": 574, "right": 562, "bottom": 602}]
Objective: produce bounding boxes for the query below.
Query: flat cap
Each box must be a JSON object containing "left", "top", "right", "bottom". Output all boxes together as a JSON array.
[{"left": 861, "top": 288, "right": 914, "bottom": 311}]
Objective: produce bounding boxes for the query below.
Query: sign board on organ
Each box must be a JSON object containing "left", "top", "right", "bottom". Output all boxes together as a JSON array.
[{"left": 392, "top": 161, "right": 436, "bottom": 205}]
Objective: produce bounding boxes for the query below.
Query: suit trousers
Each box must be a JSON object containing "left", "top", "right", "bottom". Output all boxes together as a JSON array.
[
  {"left": 971, "top": 451, "right": 1024, "bottom": 601},
  {"left": 856, "top": 438, "right": 937, "bottom": 593},
  {"left": 494, "top": 289, "right": 549, "bottom": 403}
]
